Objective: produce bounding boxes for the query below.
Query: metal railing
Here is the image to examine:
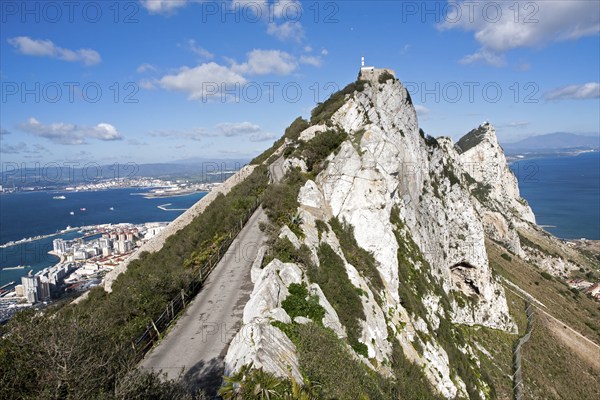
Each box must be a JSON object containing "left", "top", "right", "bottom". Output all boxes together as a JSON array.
[{"left": 131, "top": 197, "right": 262, "bottom": 362}]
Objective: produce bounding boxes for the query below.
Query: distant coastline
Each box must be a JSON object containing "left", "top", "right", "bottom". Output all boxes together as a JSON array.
[{"left": 506, "top": 148, "right": 598, "bottom": 163}]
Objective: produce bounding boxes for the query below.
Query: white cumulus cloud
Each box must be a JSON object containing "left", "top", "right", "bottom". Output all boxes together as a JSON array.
[
  {"left": 545, "top": 82, "right": 600, "bottom": 101},
  {"left": 214, "top": 122, "right": 261, "bottom": 137},
  {"left": 300, "top": 55, "right": 323, "bottom": 67},
  {"left": 183, "top": 39, "right": 214, "bottom": 60},
  {"left": 267, "top": 21, "right": 304, "bottom": 42},
  {"left": 159, "top": 62, "right": 247, "bottom": 100},
  {"left": 140, "top": 0, "right": 189, "bottom": 14},
  {"left": 137, "top": 63, "right": 157, "bottom": 73},
  {"left": 459, "top": 49, "right": 506, "bottom": 67},
  {"left": 249, "top": 132, "right": 278, "bottom": 142},
  {"left": 441, "top": 0, "right": 600, "bottom": 66},
  {"left": 7, "top": 36, "right": 101, "bottom": 66},
  {"left": 147, "top": 121, "right": 270, "bottom": 141},
  {"left": 232, "top": 49, "right": 297, "bottom": 75},
  {"left": 19, "top": 118, "right": 122, "bottom": 145}
]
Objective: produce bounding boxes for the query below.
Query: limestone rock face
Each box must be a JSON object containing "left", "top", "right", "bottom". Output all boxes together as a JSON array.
[
  {"left": 225, "top": 70, "right": 545, "bottom": 398},
  {"left": 224, "top": 319, "right": 303, "bottom": 383},
  {"left": 456, "top": 123, "right": 534, "bottom": 225},
  {"left": 226, "top": 255, "right": 346, "bottom": 383},
  {"left": 455, "top": 123, "right": 536, "bottom": 255}
]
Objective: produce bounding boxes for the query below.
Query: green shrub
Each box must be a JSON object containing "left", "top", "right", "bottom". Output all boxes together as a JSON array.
[
  {"left": 250, "top": 137, "right": 284, "bottom": 165},
  {"left": 472, "top": 182, "right": 492, "bottom": 204},
  {"left": 250, "top": 117, "right": 309, "bottom": 165},
  {"left": 308, "top": 243, "right": 366, "bottom": 355},
  {"left": 389, "top": 338, "right": 442, "bottom": 399},
  {"left": 293, "top": 323, "right": 389, "bottom": 399},
  {"left": 219, "top": 365, "right": 290, "bottom": 400},
  {"left": 294, "top": 129, "right": 348, "bottom": 175},
  {"left": 262, "top": 168, "right": 306, "bottom": 229},
  {"left": 442, "top": 163, "right": 460, "bottom": 187},
  {"left": 391, "top": 207, "right": 441, "bottom": 321},
  {"left": 283, "top": 116, "right": 309, "bottom": 142},
  {"left": 281, "top": 283, "right": 325, "bottom": 322},
  {"left": 329, "top": 217, "right": 385, "bottom": 300},
  {"left": 437, "top": 318, "right": 486, "bottom": 399},
  {"left": 352, "top": 341, "right": 369, "bottom": 358},
  {"left": 463, "top": 172, "right": 476, "bottom": 185},
  {"left": 310, "top": 80, "right": 367, "bottom": 125},
  {"left": 540, "top": 271, "right": 553, "bottom": 280},
  {"left": 378, "top": 71, "right": 395, "bottom": 84},
  {"left": 501, "top": 253, "right": 512, "bottom": 262},
  {"left": 314, "top": 219, "right": 328, "bottom": 241}
]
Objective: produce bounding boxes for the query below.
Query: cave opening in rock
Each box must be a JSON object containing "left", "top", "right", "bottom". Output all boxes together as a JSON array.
[{"left": 450, "top": 262, "right": 481, "bottom": 298}]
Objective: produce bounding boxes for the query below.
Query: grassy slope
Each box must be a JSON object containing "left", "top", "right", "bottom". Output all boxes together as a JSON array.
[
  {"left": 521, "top": 314, "right": 600, "bottom": 399},
  {"left": 487, "top": 239, "right": 600, "bottom": 345},
  {"left": 470, "top": 238, "right": 600, "bottom": 399}
]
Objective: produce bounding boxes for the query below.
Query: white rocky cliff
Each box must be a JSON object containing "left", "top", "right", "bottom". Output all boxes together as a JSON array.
[{"left": 224, "top": 68, "right": 541, "bottom": 398}]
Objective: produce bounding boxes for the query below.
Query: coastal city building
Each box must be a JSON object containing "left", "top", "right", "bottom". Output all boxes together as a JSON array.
[
  {"left": 21, "top": 274, "right": 46, "bottom": 304},
  {"left": 1, "top": 221, "right": 169, "bottom": 320}
]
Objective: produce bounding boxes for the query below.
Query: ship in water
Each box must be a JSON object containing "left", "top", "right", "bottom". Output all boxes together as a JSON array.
[
  {"left": 53, "top": 195, "right": 66, "bottom": 200},
  {"left": 1, "top": 266, "right": 29, "bottom": 271},
  {"left": 70, "top": 211, "right": 75, "bottom": 215}
]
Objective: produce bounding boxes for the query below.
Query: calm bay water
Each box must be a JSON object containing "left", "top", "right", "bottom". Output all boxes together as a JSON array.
[
  {"left": 0, "top": 188, "right": 206, "bottom": 286},
  {"left": 511, "top": 152, "right": 600, "bottom": 240}
]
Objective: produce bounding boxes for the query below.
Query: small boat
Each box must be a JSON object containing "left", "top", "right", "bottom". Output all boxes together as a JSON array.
[
  {"left": 2, "top": 266, "right": 27, "bottom": 270},
  {"left": 80, "top": 208, "right": 86, "bottom": 211},
  {"left": 53, "top": 195, "right": 66, "bottom": 200},
  {"left": 70, "top": 211, "right": 75, "bottom": 215},
  {"left": 109, "top": 207, "right": 114, "bottom": 211}
]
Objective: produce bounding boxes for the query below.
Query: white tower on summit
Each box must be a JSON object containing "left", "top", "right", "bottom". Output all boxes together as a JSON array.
[{"left": 360, "top": 56, "right": 374, "bottom": 73}]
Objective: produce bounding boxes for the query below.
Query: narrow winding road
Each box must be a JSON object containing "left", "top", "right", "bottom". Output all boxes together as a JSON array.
[{"left": 140, "top": 157, "right": 285, "bottom": 396}]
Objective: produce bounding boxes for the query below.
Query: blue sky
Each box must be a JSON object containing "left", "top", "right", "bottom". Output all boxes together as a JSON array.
[{"left": 1, "top": 0, "right": 599, "bottom": 164}]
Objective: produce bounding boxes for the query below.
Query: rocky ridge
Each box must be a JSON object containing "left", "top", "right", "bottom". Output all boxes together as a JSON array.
[{"left": 223, "top": 69, "right": 581, "bottom": 398}]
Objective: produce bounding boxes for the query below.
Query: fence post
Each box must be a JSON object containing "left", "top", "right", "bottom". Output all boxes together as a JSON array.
[
  {"left": 151, "top": 319, "right": 162, "bottom": 341},
  {"left": 181, "top": 289, "right": 186, "bottom": 308}
]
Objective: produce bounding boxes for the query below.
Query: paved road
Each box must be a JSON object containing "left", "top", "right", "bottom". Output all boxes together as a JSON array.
[
  {"left": 141, "top": 157, "right": 284, "bottom": 396},
  {"left": 269, "top": 155, "right": 285, "bottom": 183},
  {"left": 141, "top": 207, "right": 269, "bottom": 395}
]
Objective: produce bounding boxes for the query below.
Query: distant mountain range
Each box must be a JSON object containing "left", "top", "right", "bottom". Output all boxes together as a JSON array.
[{"left": 502, "top": 133, "right": 599, "bottom": 156}]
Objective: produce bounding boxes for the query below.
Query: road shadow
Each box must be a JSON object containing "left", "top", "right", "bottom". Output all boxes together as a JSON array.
[{"left": 183, "top": 357, "right": 224, "bottom": 399}]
